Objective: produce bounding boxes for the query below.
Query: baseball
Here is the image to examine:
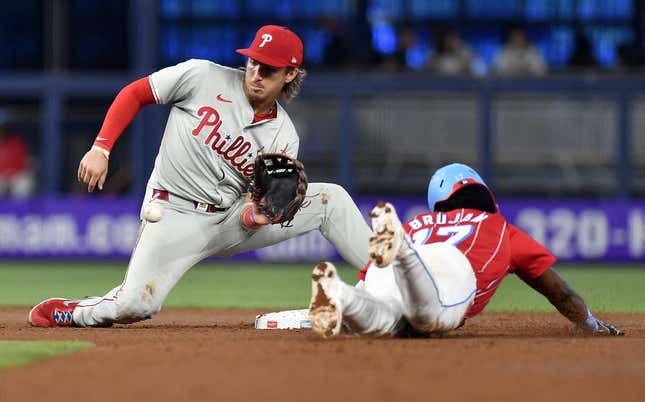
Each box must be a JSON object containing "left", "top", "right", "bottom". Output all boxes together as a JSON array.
[{"left": 143, "top": 202, "right": 163, "bottom": 222}]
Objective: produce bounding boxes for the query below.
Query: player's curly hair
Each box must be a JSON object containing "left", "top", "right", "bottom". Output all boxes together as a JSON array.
[
  {"left": 238, "top": 65, "right": 307, "bottom": 103},
  {"left": 282, "top": 68, "right": 307, "bottom": 103}
]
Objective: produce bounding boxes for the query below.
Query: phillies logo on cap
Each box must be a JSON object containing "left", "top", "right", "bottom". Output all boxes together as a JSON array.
[
  {"left": 259, "top": 33, "right": 273, "bottom": 48},
  {"left": 236, "top": 25, "right": 303, "bottom": 68}
]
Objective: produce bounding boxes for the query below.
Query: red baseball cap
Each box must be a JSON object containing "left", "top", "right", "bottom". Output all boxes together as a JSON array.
[{"left": 236, "top": 25, "right": 303, "bottom": 68}]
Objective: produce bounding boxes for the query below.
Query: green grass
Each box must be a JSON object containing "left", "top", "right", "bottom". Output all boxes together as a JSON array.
[
  {"left": 0, "top": 262, "right": 325, "bottom": 309},
  {"left": 0, "top": 340, "right": 93, "bottom": 369},
  {"left": 488, "top": 267, "right": 645, "bottom": 312},
  {"left": 0, "top": 262, "right": 643, "bottom": 312}
]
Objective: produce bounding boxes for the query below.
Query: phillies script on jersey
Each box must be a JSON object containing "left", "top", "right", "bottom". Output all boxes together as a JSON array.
[
  {"left": 403, "top": 208, "right": 554, "bottom": 318},
  {"left": 192, "top": 105, "right": 255, "bottom": 177}
]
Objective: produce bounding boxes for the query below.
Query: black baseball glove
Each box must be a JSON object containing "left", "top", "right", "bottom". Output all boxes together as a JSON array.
[{"left": 251, "top": 153, "right": 308, "bottom": 227}]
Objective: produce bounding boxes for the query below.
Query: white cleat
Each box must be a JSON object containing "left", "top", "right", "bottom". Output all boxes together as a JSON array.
[
  {"left": 308, "top": 262, "right": 342, "bottom": 339},
  {"left": 368, "top": 201, "right": 404, "bottom": 268}
]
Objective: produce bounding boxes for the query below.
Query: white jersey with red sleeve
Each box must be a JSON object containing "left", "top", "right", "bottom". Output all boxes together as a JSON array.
[
  {"left": 40, "top": 26, "right": 379, "bottom": 331},
  {"left": 147, "top": 59, "right": 299, "bottom": 207}
]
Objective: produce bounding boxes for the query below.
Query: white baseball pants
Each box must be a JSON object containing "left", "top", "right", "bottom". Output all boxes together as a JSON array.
[
  {"left": 334, "top": 239, "right": 477, "bottom": 336},
  {"left": 73, "top": 182, "right": 371, "bottom": 326}
]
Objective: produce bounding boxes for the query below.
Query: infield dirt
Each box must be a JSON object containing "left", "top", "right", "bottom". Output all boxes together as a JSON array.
[{"left": 1, "top": 307, "right": 643, "bottom": 402}]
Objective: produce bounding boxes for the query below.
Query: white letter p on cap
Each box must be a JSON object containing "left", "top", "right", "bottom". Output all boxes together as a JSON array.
[{"left": 260, "top": 33, "right": 273, "bottom": 47}]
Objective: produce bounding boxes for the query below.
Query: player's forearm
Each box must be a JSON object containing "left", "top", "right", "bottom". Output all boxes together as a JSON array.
[
  {"left": 525, "top": 268, "right": 623, "bottom": 335},
  {"left": 93, "top": 77, "right": 156, "bottom": 153},
  {"left": 548, "top": 287, "right": 624, "bottom": 335},
  {"left": 544, "top": 286, "right": 589, "bottom": 326},
  {"left": 521, "top": 268, "right": 588, "bottom": 325}
]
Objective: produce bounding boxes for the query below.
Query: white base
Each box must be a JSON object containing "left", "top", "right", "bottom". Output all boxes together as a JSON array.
[{"left": 254, "top": 308, "right": 312, "bottom": 330}]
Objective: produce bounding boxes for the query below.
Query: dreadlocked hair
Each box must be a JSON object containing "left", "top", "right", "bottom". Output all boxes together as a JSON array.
[{"left": 434, "top": 184, "right": 497, "bottom": 213}]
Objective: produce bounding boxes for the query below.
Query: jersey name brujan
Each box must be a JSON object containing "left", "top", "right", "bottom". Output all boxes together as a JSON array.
[
  {"left": 408, "top": 210, "right": 489, "bottom": 230},
  {"left": 192, "top": 105, "right": 255, "bottom": 177}
]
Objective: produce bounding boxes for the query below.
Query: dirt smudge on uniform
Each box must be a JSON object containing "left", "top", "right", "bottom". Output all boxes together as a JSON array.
[{"left": 143, "top": 283, "right": 155, "bottom": 301}]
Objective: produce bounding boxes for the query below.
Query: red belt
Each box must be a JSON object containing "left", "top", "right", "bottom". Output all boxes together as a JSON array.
[{"left": 152, "top": 189, "right": 228, "bottom": 213}]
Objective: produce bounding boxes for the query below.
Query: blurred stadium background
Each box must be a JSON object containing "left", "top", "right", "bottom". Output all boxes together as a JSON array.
[{"left": 0, "top": 0, "right": 644, "bottom": 268}]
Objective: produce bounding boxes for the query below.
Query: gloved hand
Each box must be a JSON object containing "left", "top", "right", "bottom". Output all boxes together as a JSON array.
[
  {"left": 578, "top": 310, "right": 624, "bottom": 336},
  {"left": 250, "top": 152, "right": 308, "bottom": 227}
]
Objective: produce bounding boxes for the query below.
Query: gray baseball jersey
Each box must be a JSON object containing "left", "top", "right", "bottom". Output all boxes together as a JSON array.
[
  {"left": 148, "top": 59, "right": 299, "bottom": 207},
  {"left": 71, "top": 59, "right": 373, "bottom": 327}
]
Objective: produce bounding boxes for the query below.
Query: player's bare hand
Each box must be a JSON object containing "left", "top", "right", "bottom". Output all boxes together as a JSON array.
[
  {"left": 77, "top": 149, "right": 109, "bottom": 192},
  {"left": 240, "top": 202, "right": 271, "bottom": 229}
]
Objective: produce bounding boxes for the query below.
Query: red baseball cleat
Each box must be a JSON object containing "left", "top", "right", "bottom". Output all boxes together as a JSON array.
[{"left": 28, "top": 298, "right": 79, "bottom": 327}]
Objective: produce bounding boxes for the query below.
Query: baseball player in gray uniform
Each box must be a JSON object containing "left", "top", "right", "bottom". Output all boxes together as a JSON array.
[{"left": 29, "top": 25, "right": 372, "bottom": 328}]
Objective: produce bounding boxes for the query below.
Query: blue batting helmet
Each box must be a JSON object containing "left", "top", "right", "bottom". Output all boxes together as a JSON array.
[{"left": 427, "top": 163, "right": 497, "bottom": 213}]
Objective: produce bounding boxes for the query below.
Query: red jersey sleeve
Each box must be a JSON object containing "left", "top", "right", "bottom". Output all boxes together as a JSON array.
[
  {"left": 357, "top": 261, "right": 371, "bottom": 281},
  {"left": 93, "top": 76, "right": 156, "bottom": 153},
  {"left": 508, "top": 223, "right": 556, "bottom": 281}
]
